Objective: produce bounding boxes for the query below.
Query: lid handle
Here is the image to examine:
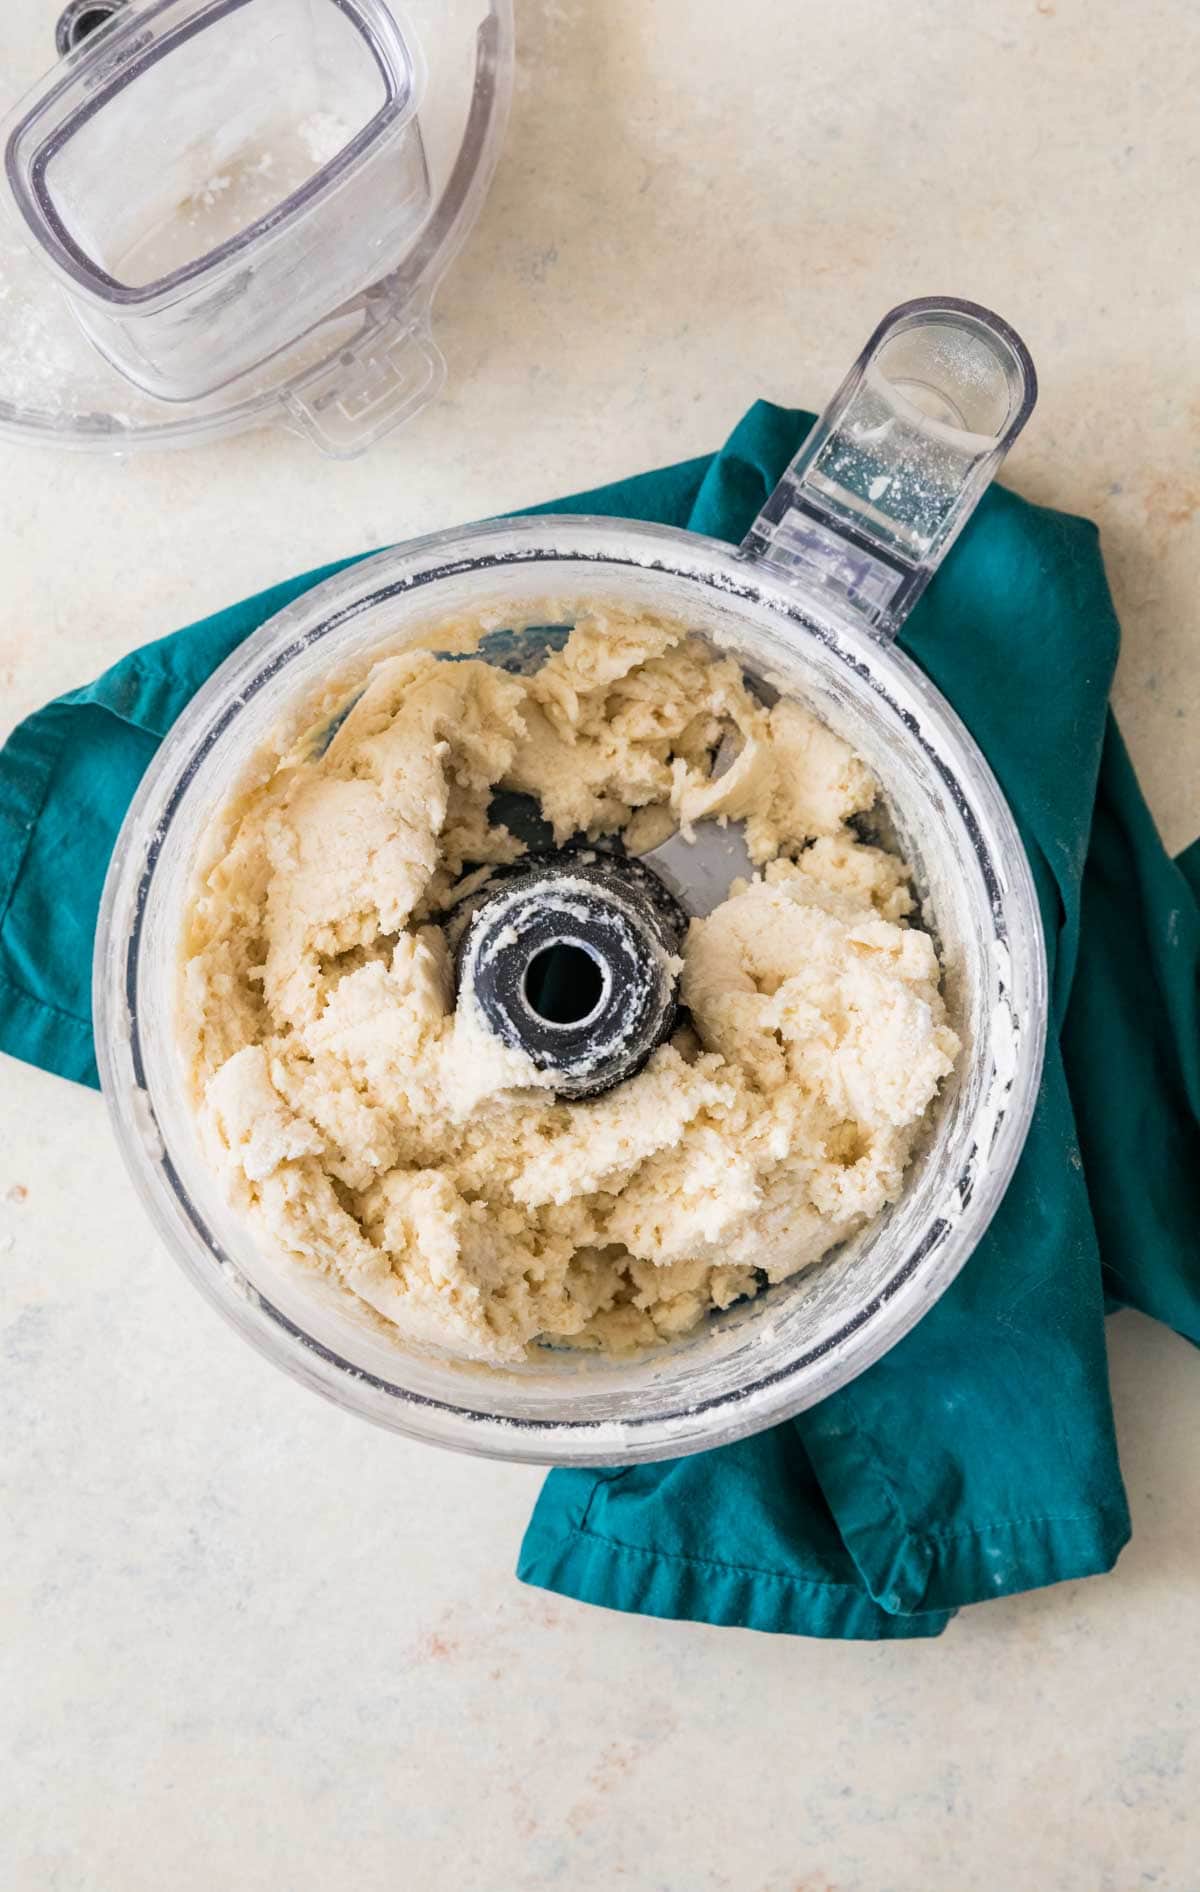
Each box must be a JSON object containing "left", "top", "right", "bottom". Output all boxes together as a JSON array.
[
  {"left": 740, "top": 297, "right": 1037, "bottom": 640},
  {"left": 283, "top": 307, "right": 445, "bottom": 460}
]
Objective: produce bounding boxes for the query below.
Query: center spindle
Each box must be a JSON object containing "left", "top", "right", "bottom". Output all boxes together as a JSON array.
[{"left": 452, "top": 850, "right": 688, "bottom": 1099}]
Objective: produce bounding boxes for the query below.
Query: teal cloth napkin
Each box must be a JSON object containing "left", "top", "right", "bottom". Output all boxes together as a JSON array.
[{"left": 3, "top": 403, "right": 1198, "bottom": 1639}]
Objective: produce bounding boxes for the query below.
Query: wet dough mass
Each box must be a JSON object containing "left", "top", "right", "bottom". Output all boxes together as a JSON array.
[{"left": 181, "top": 612, "right": 959, "bottom": 1361}]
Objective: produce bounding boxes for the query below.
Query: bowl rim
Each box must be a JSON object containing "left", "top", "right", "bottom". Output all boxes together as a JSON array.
[{"left": 94, "top": 512, "right": 1049, "bottom": 1464}]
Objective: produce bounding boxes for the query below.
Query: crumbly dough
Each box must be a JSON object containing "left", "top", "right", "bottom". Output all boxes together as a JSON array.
[{"left": 181, "top": 611, "right": 959, "bottom": 1362}]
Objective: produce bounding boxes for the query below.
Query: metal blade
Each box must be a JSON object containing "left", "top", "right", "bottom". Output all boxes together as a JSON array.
[{"left": 638, "top": 820, "right": 754, "bottom": 919}]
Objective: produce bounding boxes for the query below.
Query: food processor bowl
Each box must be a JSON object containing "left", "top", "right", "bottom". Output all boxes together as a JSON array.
[{"left": 95, "top": 300, "right": 1048, "bottom": 1464}]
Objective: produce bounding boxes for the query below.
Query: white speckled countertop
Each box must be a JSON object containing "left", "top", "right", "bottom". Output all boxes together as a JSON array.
[{"left": 3, "top": 2, "right": 1198, "bottom": 1887}]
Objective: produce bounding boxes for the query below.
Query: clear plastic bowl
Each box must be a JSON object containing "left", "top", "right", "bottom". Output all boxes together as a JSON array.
[{"left": 95, "top": 510, "right": 1047, "bottom": 1465}]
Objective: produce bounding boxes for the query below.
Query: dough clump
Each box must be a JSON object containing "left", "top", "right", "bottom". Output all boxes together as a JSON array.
[{"left": 181, "top": 612, "right": 959, "bottom": 1361}]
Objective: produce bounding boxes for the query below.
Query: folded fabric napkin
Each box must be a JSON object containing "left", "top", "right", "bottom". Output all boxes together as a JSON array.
[{"left": 3, "top": 403, "right": 1197, "bottom": 1639}]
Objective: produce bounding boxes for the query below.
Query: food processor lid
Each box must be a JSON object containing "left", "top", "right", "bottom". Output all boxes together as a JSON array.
[{"left": 0, "top": 0, "right": 513, "bottom": 453}]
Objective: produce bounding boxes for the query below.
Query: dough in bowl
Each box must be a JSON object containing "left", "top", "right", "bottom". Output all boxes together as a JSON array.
[{"left": 180, "top": 610, "right": 959, "bottom": 1362}]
